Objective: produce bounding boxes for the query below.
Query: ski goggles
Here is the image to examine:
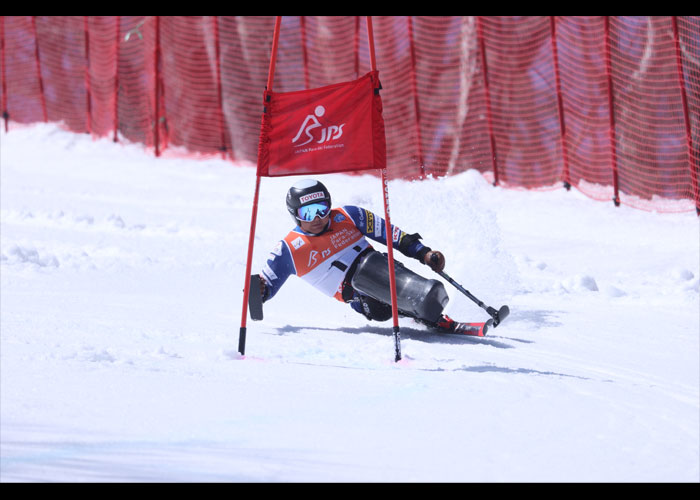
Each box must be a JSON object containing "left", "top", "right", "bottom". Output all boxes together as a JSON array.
[{"left": 296, "top": 201, "right": 331, "bottom": 222}]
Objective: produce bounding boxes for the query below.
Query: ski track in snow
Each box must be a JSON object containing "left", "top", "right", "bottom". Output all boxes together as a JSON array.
[{"left": 1, "top": 124, "right": 698, "bottom": 482}]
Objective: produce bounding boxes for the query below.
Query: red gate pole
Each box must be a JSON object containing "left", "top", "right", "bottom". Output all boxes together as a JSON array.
[
  {"left": 368, "top": 16, "right": 402, "bottom": 362},
  {"left": 238, "top": 15, "right": 282, "bottom": 356},
  {"left": 604, "top": 16, "right": 620, "bottom": 207},
  {"left": 671, "top": 16, "right": 699, "bottom": 215}
]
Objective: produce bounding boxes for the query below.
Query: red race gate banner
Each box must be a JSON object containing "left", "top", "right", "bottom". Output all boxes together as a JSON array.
[
  {"left": 257, "top": 70, "right": 386, "bottom": 177},
  {"left": 240, "top": 17, "right": 402, "bottom": 362}
]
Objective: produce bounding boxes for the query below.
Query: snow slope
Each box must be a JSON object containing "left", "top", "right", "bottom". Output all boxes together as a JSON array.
[{"left": 1, "top": 124, "right": 698, "bottom": 482}]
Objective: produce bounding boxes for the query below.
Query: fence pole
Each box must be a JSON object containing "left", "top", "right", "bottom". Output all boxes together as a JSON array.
[
  {"left": 300, "top": 16, "right": 310, "bottom": 89},
  {"left": 476, "top": 17, "right": 499, "bottom": 186},
  {"left": 31, "top": 17, "right": 47, "bottom": 123},
  {"left": 212, "top": 16, "right": 228, "bottom": 159},
  {"left": 1, "top": 16, "right": 8, "bottom": 132},
  {"left": 113, "top": 16, "right": 120, "bottom": 142},
  {"left": 354, "top": 16, "right": 360, "bottom": 78},
  {"left": 550, "top": 16, "right": 571, "bottom": 190},
  {"left": 407, "top": 16, "right": 425, "bottom": 179},
  {"left": 671, "top": 16, "right": 699, "bottom": 215},
  {"left": 83, "top": 16, "right": 92, "bottom": 135},
  {"left": 153, "top": 16, "right": 161, "bottom": 156},
  {"left": 604, "top": 16, "right": 620, "bottom": 206}
]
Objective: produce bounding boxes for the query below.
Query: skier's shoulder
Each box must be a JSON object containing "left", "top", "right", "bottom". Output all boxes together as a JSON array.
[
  {"left": 338, "top": 204, "right": 375, "bottom": 223},
  {"left": 268, "top": 237, "right": 293, "bottom": 260}
]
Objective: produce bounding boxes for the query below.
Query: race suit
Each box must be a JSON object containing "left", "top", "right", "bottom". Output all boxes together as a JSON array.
[{"left": 260, "top": 205, "right": 430, "bottom": 310}]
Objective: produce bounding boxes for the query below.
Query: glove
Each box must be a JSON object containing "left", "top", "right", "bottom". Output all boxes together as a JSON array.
[
  {"left": 257, "top": 274, "right": 269, "bottom": 302},
  {"left": 423, "top": 250, "right": 445, "bottom": 272}
]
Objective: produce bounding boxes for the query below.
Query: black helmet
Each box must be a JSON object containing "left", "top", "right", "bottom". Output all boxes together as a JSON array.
[{"left": 286, "top": 179, "right": 332, "bottom": 225}]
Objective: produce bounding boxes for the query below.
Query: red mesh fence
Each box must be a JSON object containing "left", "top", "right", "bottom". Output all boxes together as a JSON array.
[{"left": 2, "top": 16, "right": 698, "bottom": 213}]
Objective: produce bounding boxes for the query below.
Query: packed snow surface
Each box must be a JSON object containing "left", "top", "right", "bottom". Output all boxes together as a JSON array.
[{"left": 1, "top": 124, "right": 698, "bottom": 482}]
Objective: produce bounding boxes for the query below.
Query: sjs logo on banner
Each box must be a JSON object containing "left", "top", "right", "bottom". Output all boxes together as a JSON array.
[{"left": 292, "top": 105, "right": 345, "bottom": 150}]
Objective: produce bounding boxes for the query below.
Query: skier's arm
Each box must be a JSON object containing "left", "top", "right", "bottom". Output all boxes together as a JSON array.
[
  {"left": 395, "top": 233, "right": 446, "bottom": 272},
  {"left": 342, "top": 205, "right": 445, "bottom": 271},
  {"left": 259, "top": 240, "right": 296, "bottom": 302}
]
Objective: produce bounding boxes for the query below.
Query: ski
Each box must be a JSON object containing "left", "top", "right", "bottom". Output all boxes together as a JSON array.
[
  {"left": 422, "top": 316, "right": 493, "bottom": 337},
  {"left": 447, "top": 319, "right": 493, "bottom": 337}
]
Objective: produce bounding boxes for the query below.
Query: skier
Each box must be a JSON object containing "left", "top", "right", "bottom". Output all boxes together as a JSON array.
[{"left": 252, "top": 178, "right": 485, "bottom": 335}]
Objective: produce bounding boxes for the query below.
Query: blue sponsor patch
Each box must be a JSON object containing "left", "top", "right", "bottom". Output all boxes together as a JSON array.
[{"left": 334, "top": 213, "right": 346, "bottom": 223}]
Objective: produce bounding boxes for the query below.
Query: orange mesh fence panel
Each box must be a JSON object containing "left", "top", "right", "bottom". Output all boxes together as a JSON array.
[
  {"left": 160, "top": 16, "right": 228, "bottom": 156},
  {"left": 370, "top": 17, "right": 419, "bottom": 180},
  {"left": 298, "top": 16, "right": 361, "bottom": 89},
  {"left": 479, "top": 16, "right": 564, "bottom": 188},
  {"left": 218, "top": 16, "right": 277, "bottom": 163},
  {"left": 116, "top": 16, "right": 158, "bottom": 148},
  {"left": 608, "top": 17, "right": 698, "bottom": 209},
  {"left": 87, "top": 16, "right": 119, "bottom": 139},
  {"left": 2, "top": 16, "right": 698, "bottom": 213},
  {"left": 678, "top": 17, "right": 700, "bottom": 209},
  {"left": 2, "top": 16, "right": 47, "bottom": 127},
  {"left": 33, "top": 16, "right": 91, "bottom": 133},
  {"left": 555, "top": 16, "right": 615, "bottom": 202},
  {"left": 397, "top": 17, "right": 493, "bottom": 180}
]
